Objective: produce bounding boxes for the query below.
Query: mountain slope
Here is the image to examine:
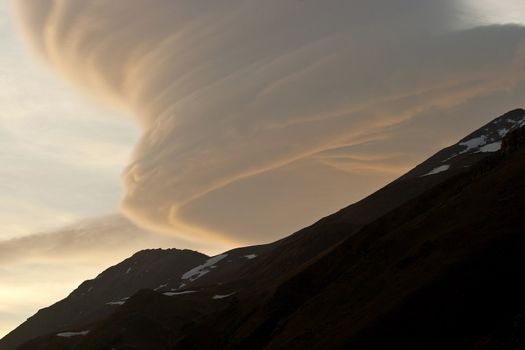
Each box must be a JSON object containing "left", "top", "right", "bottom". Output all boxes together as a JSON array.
[
  {"left": 240, "top": 137, "right": 525, "bottom": 349},
  {"left": 223, "top": 108, "right": 525, "bottom": 289},
  {"left": 70, "top": 118, "right": 525, "bottom": 350},
  {"left": 0, "top": 249, "right": 207, "bottom": 350},
  {"left": 3, "top": 109, "right": 525, "bottom": 349}
]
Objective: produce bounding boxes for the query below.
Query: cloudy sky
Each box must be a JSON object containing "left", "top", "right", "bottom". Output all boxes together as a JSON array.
[{"left": 1, "top": 0, "right": 525, "bottom": 339}]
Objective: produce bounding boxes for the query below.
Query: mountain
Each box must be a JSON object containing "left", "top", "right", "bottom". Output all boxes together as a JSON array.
[
  {"left": 0, "top": 248, "right": 207, "bottom": 350},
  {"left": 2, "top": 108, "right": 525, "bottom": 350}
]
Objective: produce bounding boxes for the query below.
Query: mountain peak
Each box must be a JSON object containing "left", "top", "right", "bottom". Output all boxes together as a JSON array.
[
  {"left": 458, "top": 108, "right": 525, "bottom": 146},
  {"left": 401, "top": 108, "right": 525, "bottom": 180}
]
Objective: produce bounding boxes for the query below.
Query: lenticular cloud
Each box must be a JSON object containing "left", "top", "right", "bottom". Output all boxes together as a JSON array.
[{"left": 14, "top": 0, "right": 525, "bottom": 244}]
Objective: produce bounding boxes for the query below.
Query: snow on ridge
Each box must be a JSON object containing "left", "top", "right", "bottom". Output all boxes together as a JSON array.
[
  {"left": 446, "top": 114, "right": 524, "bottom": 163},
  {"left": 56, "top": 330, "right": 90, "bottom": 338},
  {"left": 422, "top": 165, "right": 450, "bottom": 177},
  {"left": 181, "top": 254, "right": 228, "bottom": 282},
  {"left": 212, "top": 292, "right": 236, "bottom": 300},
  {"left": 163, "top": 290, "right": 197, "bottom": 296},
  {"left": 494, "top": 115, "right": 525, "bottom": 137},
  {"left": 243, "top": 254, "right": 257, "bottom": 259},
  {"left": 106, "top": 296, "right": 129, "bottom": 306},
  {"left": 478, "top": 141, "right": 501, "bottom": 153},
  {"left": 498, "top": 128, "right": 509, "bottom": 137},
  {"left": 509, "top": 115, "right": 525, "bottom": 128},
  {"left": 154, "top": 283, "right": 168, "bottom": 291},
  {"left": 459, "top": 135, "right": 487, "bottom": 153}
]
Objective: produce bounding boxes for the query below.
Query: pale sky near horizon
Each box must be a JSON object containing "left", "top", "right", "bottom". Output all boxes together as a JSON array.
[
  {"left": 1, "top": 0, "right": 525, "bottom": 340},
  {"left": 0, "top": 1, "right": 140, "bottom": 239}
]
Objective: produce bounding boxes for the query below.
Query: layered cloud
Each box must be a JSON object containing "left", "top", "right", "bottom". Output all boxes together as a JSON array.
[
  {"left": 13, "top": 0, "right": 525, "bottom": 243},
  {"left": 0, "top": 215, "right": 225, "bottom": 267}
]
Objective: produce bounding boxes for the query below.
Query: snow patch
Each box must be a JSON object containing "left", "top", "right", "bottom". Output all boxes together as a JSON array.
[
  {"left": 106, "top": 297, "right": 129, "bottom": 306},
  {"left": 56, "top": 330, "right": 90, "bottom": 338},
  {"left": 478, "top": 141, "right": 501, "bottom": 153},
  {"left": 509, "top": 116, "right": 525, "bottom": 128},
  {"left": 243, "top": 254, "right": 257, "bottom": 259},
  {"left": 422, "top": 165, "right": 450, "bottom": 177},
  {"left": 212, "top": 292, "right": 236, "bottom": 300},
  {"left": 154, "top": 283, "right": 168, "bottom": 291},
  {"left": 498, "top": 128, "right": 509, "bottom": 137},
  {"left": 459, "top": 135, "right": 487, "bottom": 153},
  {"left": 181, "top": 254, "right": 228, "bottom": 282},
  {"left": 163, "top": 290, "right": 197, "bottom": 296}
]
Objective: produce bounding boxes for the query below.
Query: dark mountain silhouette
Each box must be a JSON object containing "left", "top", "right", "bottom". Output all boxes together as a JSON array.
[{"left": 2, "top": 108, "right": 525, "bottom": 350}]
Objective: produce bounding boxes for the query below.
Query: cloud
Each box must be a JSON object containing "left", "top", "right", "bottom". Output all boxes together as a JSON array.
[
  {"left": 0, "top": 215, "right": 225, "bottom": 266},
  {"left": 12, "top": 0, "right": 525, "bottom": 243}
]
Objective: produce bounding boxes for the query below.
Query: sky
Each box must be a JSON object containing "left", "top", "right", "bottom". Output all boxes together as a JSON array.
[
  {"left": 1, "top": 0, "right": 525, "bottom": 340},
  {"left": 0, "top": 1, "right": 138, "bottom": 239}
]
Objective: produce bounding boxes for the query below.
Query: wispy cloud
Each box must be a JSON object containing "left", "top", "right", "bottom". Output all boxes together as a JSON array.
[{"left": 0, "top": 214, "right": 225, "bottom": 338}]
